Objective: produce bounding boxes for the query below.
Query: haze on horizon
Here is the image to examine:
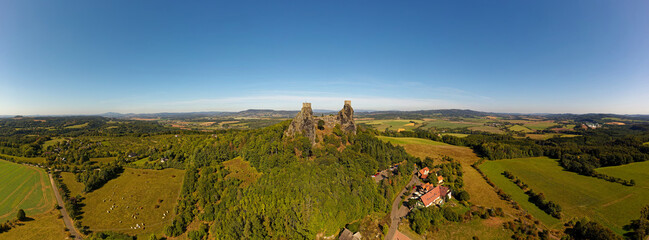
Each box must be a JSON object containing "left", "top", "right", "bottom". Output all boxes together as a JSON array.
[{"left": 1, "top": 1, "right": 648, "bottom": 116}]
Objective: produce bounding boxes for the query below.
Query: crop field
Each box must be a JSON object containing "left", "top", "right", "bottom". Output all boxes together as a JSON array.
[
  {"left": 480, "top": 157, "right": 649, "bottom": 234},
  {"left": 0, "top": 209, "right": 67, "bottom": 240},
  {"left": 469, "top": 125, "right": 504, "bottom": 134},
  {"left": 419, "top": 120, "right": 481, "bottom": 129},
  {"left": 223, "top": 157, "right": 261, "bottom": 188},
  {"left": 0, "top": 160, "right": 55, "bottom": 222},
  {"left": 523, "top": 133, "right": 580, "bottom": 140},
  {"left": 508, "top": 125, "right": 534, "bottom": 132},
  {"left": 0, "top": 153, "right": 46, "bottom": 164},
  {"left": 80, "top": 168, "right": 184, "bottom": 236}
]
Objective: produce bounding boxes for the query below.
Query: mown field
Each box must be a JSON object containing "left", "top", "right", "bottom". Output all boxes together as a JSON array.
[
  {"left": 480, "top": 157, "right": 649, "bottom": 235},
  {"left": 378, "top": 137, "right": 516, "bottom": 239},
  {"left": 0, "top": 160, "right": 55, "bottom": 222},
  {"left": 69, "top": 168, "right": 185, "bottom": 237}
]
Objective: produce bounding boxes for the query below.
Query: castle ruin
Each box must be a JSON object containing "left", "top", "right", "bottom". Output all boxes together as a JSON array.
[{"left": 285, "top": 100, "right": 357, "bottom": 145}]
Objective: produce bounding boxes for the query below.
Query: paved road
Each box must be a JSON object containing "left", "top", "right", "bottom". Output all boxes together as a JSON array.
[
  {"left": 385, "top": 174, "right": 421, "bottom": 240},
  {"left": 49, "top": 173, "right": 83, "bottom": 240}
]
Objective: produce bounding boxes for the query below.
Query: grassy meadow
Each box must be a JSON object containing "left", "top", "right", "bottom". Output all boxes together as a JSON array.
[
  {"left": 0, "top": 153, "right": 46, "bottom": 164},
  {"left": 480, "top": 157, "right": 649, "bottom": 235},
  {"left": 0, "top": 160, "right": 55, "bottom": 222},
  {"left": 79, "top": 168, "right": 184, "bottom": 236},
  {"left": 508, "top": 125, "right": 535, "bottom": 133}
]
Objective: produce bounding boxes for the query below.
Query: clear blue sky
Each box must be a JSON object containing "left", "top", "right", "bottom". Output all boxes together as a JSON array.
[{"left": 1, "top": 1, "right": 648, "bottom": 115}]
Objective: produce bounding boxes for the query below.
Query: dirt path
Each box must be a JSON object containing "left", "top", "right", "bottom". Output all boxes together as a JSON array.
[
  {"left": 49, "top": 173, "right": 83, "bottom": 239},
  {"left": 385, "top": 173, "right": 420, "bottom": 240}
]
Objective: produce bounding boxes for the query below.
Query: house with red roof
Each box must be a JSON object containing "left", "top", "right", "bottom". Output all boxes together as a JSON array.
[
  {"left": 418, "top": 167, "right": 429, "bottom": 179},
  {"left": 419, "top": 185, "right": 452, "bottom": 207},
  {"left": 437, "top": 175, "right": 444, "bottom": 184}
]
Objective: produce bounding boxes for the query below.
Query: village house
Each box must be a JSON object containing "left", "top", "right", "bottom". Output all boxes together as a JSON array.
[
  {"left": 437, "top": 175, "right": 444, "bottom": 184},
  {"left": 418, "top": 167, "right": 429, "bottom": 179},
  {"left": 338, "top": 228, "right": 361, "bottom": 240},
  {"left": 419, "top": 185, "right": 452, "bottom": 207}
]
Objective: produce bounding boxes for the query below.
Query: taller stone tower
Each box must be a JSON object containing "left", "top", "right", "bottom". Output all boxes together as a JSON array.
[
  {"left": 285, "top": 102, "right": 317, "bottom": 144},
  {"left": 337, "top": 100, "right": 356, "bottom": 134}
]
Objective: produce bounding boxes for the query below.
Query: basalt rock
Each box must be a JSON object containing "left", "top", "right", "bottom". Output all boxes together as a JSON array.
[{"left": 285, "top": 102, "right": 317, "bottom": 144}]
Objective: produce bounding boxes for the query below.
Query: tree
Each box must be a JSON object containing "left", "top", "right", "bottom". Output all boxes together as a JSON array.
[
  {"left": 456, "top": 190, "right": 470, "bottom": 201},
  {"left": 16, "top": 209, "right": 26, "bottom": 221}
]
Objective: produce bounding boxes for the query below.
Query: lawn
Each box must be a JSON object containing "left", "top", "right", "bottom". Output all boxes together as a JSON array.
[
  {"left": 0, "top": 209, "right": 67, "bottom": 240},
  {"left": 0, "top": 160, "right": 55, "bottom": 222},
  {"left": 222, "top": 157, "right": 261, "bottom": 188},
  {"left": 377, "top": 136, "right": 448, "bottom": 146},
  {"left": 80, "top": 168, "right": 184, "bottom": 237},
  {"left": 0, "top": 153, "right": 46, "bottom": 164},
  {"left": 480, "top": 157, "right": 649, "bottom": 235}
]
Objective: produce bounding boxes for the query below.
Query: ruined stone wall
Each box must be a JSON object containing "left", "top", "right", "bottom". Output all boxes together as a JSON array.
[{"left": 285, "top": 102, "right": 316, "bottom": 144}]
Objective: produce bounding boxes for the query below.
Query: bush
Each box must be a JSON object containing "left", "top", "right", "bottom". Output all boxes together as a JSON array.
[
  {"left": 16, "top": 209, "right": 26, "bottom": 221},
  {"left": 456, "top": 190, "right": 470, "bottom": 201}
]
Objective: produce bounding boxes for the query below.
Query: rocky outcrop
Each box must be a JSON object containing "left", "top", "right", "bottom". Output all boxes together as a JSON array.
[
  {"left": 285, "top": 102, "right": 317, "bottom": 144},
  {"left": 337, "top": 100, "right": 356, "bottom": 133}
]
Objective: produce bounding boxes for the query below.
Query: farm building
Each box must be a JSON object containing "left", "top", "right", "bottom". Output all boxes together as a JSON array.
[{"left": 420, "top": 185, "right": 451, "bottom": 207}]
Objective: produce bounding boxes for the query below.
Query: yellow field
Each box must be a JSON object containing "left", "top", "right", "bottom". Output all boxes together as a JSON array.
[{"left": 0, "top": 209, "right": 67, "bottom": 240}]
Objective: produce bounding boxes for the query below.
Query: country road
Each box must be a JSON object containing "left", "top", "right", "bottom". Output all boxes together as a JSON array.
[
  {"left": 48, "top": 173, "right": 83, "bottom": 240},
  {"left": 385, "top": 173, "right": 421, "bottom": 240}
]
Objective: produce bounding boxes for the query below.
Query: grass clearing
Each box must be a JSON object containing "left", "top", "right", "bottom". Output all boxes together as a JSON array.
[
  {"left": 0, "top": 160, "right": 55, "bottom": 222},
  {"left": 81, "top": 168, "right": 184, "bottom": 237},
  {"left": 480, "top": 157, "right": 649, "bottom": 235},
  {"left": 60, "top": 172, "right": 85, "bottom": 197},
  {"left": 42, "top": 138, "right": 67, "bottom": 149},
  {"left": 223, "top": 157, "right": 261, "bottom": 188}
]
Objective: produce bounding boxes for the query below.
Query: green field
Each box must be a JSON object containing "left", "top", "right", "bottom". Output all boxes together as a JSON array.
[
  {"left": 357, "top": 120, "right": 423, "bottom": 131},
  {"left": 377, "top": 136, "right": 448, "bottom": 146},
  {"left": 508, "top": 125, "right": 534, "bottom": 133},
  {"left": 521, "top": 121, "right": 557, "bottom": 130},
  {"left": 441, "top": 133, "right": 469, "bottom": 138},
  {"left": 469, "top": 125, "right": 504, "bottom": 134},
  {"left": 42, "top": 138, "right": 67, "bottom": 149},
  {"left": 420, "top": 120, "right": 480, "bottom": 129},
  {"left": 80, "top": 168, "right": 184, "bottom": 236},
  {"left": 64, "top": 122, "right": 89, "bottom": 129},
  {"left": 0, "top": 160, "right": 55, "bottom": 222},
  {"left": 0, "top": 153, "right": 46, "bottom": 164},
  {"left": 222, "top": 157, "right": 261, "bottom": 188},
  {"left": 480, "top": 157, "right": 649, "bottom": 235}
]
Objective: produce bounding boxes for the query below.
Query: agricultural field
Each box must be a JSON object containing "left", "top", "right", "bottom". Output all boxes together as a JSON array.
[
  {"left": 356, "top": 119, "right": 423, "bottom": 132},
  {"left": 0, "top": 160, "right": 55, "bottom": 222},
  {"left": 222, "top": 157, "right": 261, "bottom": 188},
  {"left": 64, "top": 122, "right": 89, "bottom": 129},
  {"left": 508, "top": 125, "right": 534, "bottom": 133},
  {"left": 469, "top": 125, "right": 504, "bottom": 134},
  {"left": 441, "top": 133, "right": 469, "bottom": 138},
  {"left": 42, "top": 138, "right": 67, "bottom": 149},
  {"left": 523, "top": 133, "right": 580, "bottom": 140},
  {"left": 480, "top": 157, "right": 649, "bottom": 235},
  {"left": 0, "top": 209, "right": 67, "bottom": 240},
  {"left": 60, "top": 172, "right": 85, "bottom": 196},
  {"left": 79, "top": 168, "right": 184, "bottom": 237},
  {"left": 419, "top": 119, "right": 481, "bottom": 130},
  {"left": 377, "top": 136, "right": 448, "bottom": 146}
]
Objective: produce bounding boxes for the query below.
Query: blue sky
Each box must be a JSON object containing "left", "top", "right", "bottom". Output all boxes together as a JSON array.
[{"left": 1, "top": 1, "right": 648, "bottom": 115}]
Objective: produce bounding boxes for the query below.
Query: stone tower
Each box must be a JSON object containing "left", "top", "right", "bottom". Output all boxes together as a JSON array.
[
  {"left": 285, "top": 102, "right": 317, "bottom": 144},
  {"left": 337, "top": 100, "right": 356, "bottom": 133}
]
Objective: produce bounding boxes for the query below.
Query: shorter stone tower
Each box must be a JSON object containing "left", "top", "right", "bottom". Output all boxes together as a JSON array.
[{"left": 337, "top": 100, "right": 356, "bottom": 133}]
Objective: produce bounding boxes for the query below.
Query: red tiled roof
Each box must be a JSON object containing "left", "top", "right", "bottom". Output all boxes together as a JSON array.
[
  {"left": 437, "top": 176, "right": 444, "bottom": 182},
  {"left": 420, "top": 185, "right": 450, "bottom": 207},
  {"left": 419, "top": 167, "right": 429, "bottom": 175}
]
